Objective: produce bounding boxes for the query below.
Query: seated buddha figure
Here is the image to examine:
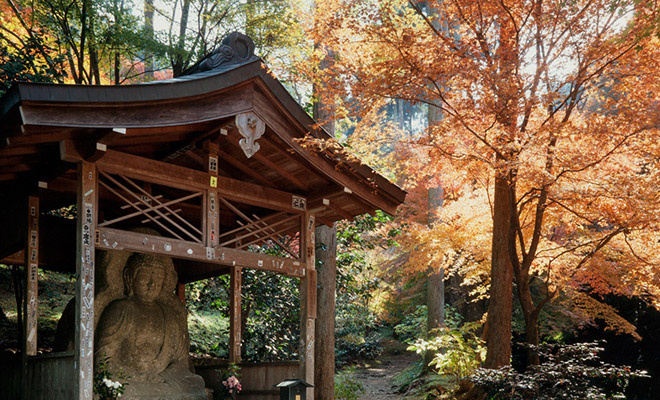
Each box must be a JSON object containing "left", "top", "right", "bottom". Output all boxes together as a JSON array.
[{"left": 94, "top": 252, "right": 206, "bottom": 399}]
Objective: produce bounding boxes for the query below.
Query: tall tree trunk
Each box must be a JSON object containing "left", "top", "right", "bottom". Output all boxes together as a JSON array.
[
  {"left": 484, "top": 7, "right": 519, "bottom": 369},
  {"left": 314, "top": 224, "right": 336, "bottom": 400},
  {"left": 113, "top": 0, "right": 123, "bottom": 85},
  {"left": 484, "top": 171, "right": 514, "bottom": 368},
  {"left": 172, "top": 0, "right": 190, "bottom": 77},
  {"left": 88, "top": 41, "right": 100, "bottom": 84},
  {"left": 424, "top": 103, "right": 445, "bottom": 370},
  {"left": 312, "top": 23, "right": 336, "bottom": 396},
  {"left": 78, "top": 0, "right": 89, "bottom": 84},
  {"left": 144, "top": 0, "right": 154, "bottom": 79},
  {"left": 114, "top": 52, "right": 120, "bottom": 85},
  {"left": 513, "top": 269, "right": 540, "bottom": 366}
]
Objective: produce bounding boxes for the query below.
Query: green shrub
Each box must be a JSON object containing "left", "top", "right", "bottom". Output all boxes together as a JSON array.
[
  {"left": 394, "top": 305, "right": 428, "bottom": 343},
  {"left": 187, "top": 310, "right": 229, "bottom": 358},
  {"left": 470, "top": 341, "right": 649, "bottom": 399},
  {"left": 335, "top": 367, "right": 365, "bottom": 400},
  {"left": 408, "top": 321, "right": 486, "bottom": 382}
]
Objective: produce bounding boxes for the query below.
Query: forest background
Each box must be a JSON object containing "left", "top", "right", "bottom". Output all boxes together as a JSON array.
[{"left": 1, "top": 0, "right": 660, "bottom": 399}]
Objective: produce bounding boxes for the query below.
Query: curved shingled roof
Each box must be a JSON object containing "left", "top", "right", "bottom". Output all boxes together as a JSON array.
[{"left": 0, "top": 32, "right": 405, "bottom": 276}]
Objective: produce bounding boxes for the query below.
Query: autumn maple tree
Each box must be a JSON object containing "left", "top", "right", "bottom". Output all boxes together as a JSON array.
[{"left": 308, "top": 0, "right": 660, "bottom": 368}]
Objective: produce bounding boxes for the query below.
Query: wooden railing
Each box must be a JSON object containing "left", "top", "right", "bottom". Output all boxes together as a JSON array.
[
  {"left": 195, "top": 359, "right": 300, "bottom": 400},
  {"left": 0, "top": 351, "right": 75, "bottom": 400}
]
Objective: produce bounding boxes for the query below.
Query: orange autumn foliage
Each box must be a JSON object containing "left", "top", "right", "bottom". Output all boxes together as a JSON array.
[{"left": 306, "top": 0, "right": 660, "bottom": 366}]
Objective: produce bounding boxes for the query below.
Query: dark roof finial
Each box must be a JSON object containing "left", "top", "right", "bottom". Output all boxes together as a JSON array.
[{"left": 182, "top": 32, "right": 258, "bottom": 76}]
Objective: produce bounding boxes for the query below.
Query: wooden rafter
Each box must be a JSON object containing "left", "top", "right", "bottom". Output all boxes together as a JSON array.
[
  {"left": 223, "top": 126, "right": 311, "bottom": 192},
  {"left": 216, "top": 147, "right": 274, "bottom": 187}
]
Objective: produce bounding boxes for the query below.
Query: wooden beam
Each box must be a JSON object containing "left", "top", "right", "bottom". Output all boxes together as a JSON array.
[
  {"left": 229, "top": 266, "right": 242, "bottom": 363},
  {"left": 97, "top": 128, "right": 127, "bottom": 146},
  {"left": 0, "top": 173, "right": 19, "bottom": 181},
  {"left": 111, "top": 132, "right": 197, "bottom": 147},
  {"left": 216, "top": 148, "right": 274, "bottom": 188},
  {"left": 74, "top": 160, "right": 97, "bottom": 400},
  {"left": 96, "top": 227, "right": 305, "bottom": 277},
  {"left": 327, "top": 201, "right": 353, "bottom": 220},
  {"left": 0, "top": 154, "right": 43, "bottom": 167},
  {"left": 1, "top": 249, "right": 24, "bottom": 265},
  {"left": 0, "top": 145, "right": 41, "bottom": 157},
  {"left": 88, "top": 149, "right": 307, "bottom": 214},
  {"left": 60, "top": 139, "right": 92, "bottom": 163},
  {"left": 307, "top": 198, "right": 330, "bottom": 213},
  {"left": 1, "top": 163, "right": 32, "bottom": 173},
  {"left": 6, "top": 131, "right": 75, "bottom": 146}
]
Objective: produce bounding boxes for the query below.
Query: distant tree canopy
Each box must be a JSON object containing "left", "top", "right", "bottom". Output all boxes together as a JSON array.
[{"left": 0, "top": 0, "right": 305, "bottom": 94}]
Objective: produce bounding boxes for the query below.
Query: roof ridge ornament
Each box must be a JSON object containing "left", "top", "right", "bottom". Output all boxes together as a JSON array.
[
  {"left": 183, "top": 32, "right": 258, "bottom": 75},
  {"left": 236, "top": 112, "right": 265, "bottom": 158}
]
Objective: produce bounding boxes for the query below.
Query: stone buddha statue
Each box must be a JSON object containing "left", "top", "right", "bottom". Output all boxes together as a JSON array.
[{"left": 94, "top": 252, "right": 206, "bottom": 399}]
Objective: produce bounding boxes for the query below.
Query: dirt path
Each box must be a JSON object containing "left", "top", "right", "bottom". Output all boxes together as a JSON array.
[{"left": 355, "top": 350, "right": 420, "bottom": 400}]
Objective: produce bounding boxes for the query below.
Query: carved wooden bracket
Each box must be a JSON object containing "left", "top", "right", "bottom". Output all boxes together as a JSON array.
[{"left": 236, "top": 112, "right": 265, "bottom": 158}]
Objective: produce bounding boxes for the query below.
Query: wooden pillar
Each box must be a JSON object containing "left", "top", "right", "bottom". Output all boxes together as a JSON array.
[
  {"left": 75, "top": 160, "right": 97, "bottom": 400},
  {"left": 205, "top": 140, "right": 220, "bottom": 249},
  {"left": 314, "top": 223, "right": 336, "bottom": 400},
  {"left": 229, "top": 266, "right": 242, "bottom": 363},
  {"left": 24, "top": 196, "right": 39, "bottom": 355},
  {"left": 22, "top": 195, "right": 39, "bottom": 400},
  {"left": 300, "top": 212, "right": 317, "bottom": 397}
]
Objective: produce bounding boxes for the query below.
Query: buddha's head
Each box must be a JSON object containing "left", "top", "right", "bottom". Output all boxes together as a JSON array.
[{"left": 123, "top": 253, "right": 173, "bottom": 303}]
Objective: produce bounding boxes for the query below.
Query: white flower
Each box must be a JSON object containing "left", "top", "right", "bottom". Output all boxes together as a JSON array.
[
  {"left": 103, "top": 378, "right": 113, "bottom": 387},
  {"left": 113, "top": 381, "right": 121, "bottom": 389}
]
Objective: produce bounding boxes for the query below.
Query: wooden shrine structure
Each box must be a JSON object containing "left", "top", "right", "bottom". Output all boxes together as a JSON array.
[{"left": 0, "top": 32, "right": 405, "bottom": 399}]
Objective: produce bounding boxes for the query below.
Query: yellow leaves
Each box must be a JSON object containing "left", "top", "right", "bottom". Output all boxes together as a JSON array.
[{"left": 392, "top": 186, "right": 492, "bottom": 300}]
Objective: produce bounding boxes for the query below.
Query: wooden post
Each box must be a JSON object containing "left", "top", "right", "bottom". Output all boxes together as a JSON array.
[
  {"left": 75, "top": 160, "right": 97, "bottom": 400},
  {"left": 300, "top": 212, "right": 316, "bottom": 397},
  {"left": 229, "top": 266, "right": 242, "bottom": 363},
  {"left": 22, "top": 195, "right": 39, "bottom": 400},
  {"left": 205, "top": 140, "right": 220, "bottom": 249},
  {"left": 314, "top": 223, "right": 336, "bottom": 400},
  {"left": 24, "top": 195, "right": 39, "bottom": 356}
]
